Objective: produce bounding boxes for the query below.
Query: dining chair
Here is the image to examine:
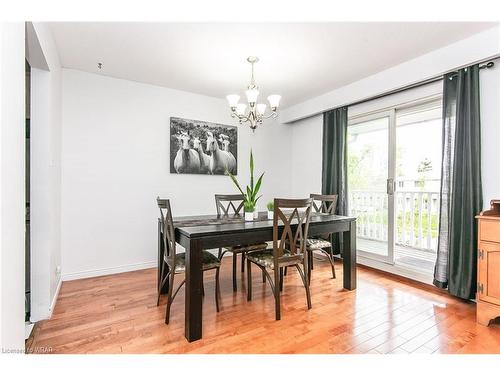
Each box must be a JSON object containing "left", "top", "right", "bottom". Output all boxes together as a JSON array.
[
  {"left": 156, "top": 197, "right": 221, "bottom": 324},
  {"left": 246, "top": 198, "right": 313, "bottom": 320},
  {"left": 305, "top": 193, "right": 338, "bottom": 281},
  {"left": 215, "top": 194, "right": 268, "bottom": 292}
]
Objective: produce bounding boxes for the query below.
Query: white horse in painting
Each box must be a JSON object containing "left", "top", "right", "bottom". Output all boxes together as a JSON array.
[
  {"left": 218, "top": 134, "right": 230, "bottom": 152},
  {"left": 206, "top": 132, "right": 236, "bottom": 174},
  {"left": 192, "top": 137, "right": 210, "bottom": 174},
  {"left": 173, "top": 132, "right": 200, "bottom": 174}
]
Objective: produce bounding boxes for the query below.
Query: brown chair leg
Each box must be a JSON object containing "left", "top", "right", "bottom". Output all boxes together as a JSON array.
[
  {"left": 232, "top": 253, "right": 237, "bottom": 292},
  {"left": 279, "top": 267, "right": 284, "bottom": 292},
  {"left": 247, "top": 259, "right": 252, "bottom": 301},
  {"left": 218, "top": 248, "right": 228, "bottom": 261},
  {"left": 201, "top": 280, "right": 205, "bottom": 296},
  {"left": 215, "top": 267, "right": 221, "bottom": 312},
  {"left": 165, "top": 271, "right": 175, "bottom": 324},
  {"left": 241, "top": 252, "right": 245, "bottom": 273},
  {"left": 284, "top": 266, "right": 288, "bottom": 276},
  {"left": 307, "top": 250, "right": 313, "bottom": 284},
  {"left": 157, "top": 260, "right": 166, "bottom": 306},
  {"left": 274, "top": 267, "right": 281, "bottom": 320},
  {"left": 262, "top": 269, "right": 266, "bottom": 283},
  {"left": 296, "top": 264, "right": 312, "bottom": 310},
  {"left": 320, "top": 248, "right": 336, "bottom": 279}
]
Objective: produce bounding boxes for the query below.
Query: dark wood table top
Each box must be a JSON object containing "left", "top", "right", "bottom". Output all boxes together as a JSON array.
[{"left": 173, "top": 211, "right": 356, "bottom": 238}]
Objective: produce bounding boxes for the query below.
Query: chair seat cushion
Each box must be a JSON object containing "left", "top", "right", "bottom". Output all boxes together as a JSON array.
[
  {"left": 246, "top": 249, "right": 292, "bottom": 269},
  {"left": 224, "top": 242, "right": 268, "bottom": 253},
  {"left": 168, "top": 250, "right": 221, "bottom": 273},
  {"left": 306, "top": 238, "right": 332, "bottom": 250}
]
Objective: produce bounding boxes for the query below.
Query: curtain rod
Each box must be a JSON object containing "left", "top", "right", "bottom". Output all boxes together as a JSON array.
[{"left": 340, "top": 59, "right": 496, "bottom": 110}]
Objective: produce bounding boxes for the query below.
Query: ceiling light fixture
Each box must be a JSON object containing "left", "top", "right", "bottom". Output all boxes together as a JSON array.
[{"left": 226, "top": 57, "right": 281, "bottom": 132}]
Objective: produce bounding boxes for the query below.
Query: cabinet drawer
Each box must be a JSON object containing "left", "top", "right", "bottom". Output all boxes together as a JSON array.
[{"left": 480, "top": 220, "right": 500, "bottom": 243}]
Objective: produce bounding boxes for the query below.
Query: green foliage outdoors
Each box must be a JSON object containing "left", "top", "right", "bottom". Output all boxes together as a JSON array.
[{"left": 355, "top": 199, "right": 439, "bottom": 240}]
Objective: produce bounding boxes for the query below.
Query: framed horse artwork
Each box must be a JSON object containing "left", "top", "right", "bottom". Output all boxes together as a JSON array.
[{"left": 169, "top": 117, "right": 238, "bottom": 175}]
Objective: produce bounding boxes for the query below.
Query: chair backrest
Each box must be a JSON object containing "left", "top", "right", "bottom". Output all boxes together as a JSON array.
[
  {"left": 215, "top": 194, "right": 245, "bottom": 216},
  {"left": 157, "top": 197, "right": 177, "bottom": 264},
  {"left": 310, "top": 193, "right": 338, "bottom": 214},
  {"left": 273, "top": 198, "right": 313, "bottom": 265}
]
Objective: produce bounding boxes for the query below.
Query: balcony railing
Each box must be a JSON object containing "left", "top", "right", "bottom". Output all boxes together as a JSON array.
[{"left": 348, "top": 189, "right": 440, "bottom": 253}]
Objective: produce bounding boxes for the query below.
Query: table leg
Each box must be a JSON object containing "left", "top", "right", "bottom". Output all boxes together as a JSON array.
[
  {"left": 185, "top": 238, "right": 203, "bottom": 342},
  {"left": 342, "top": 220, "right": 357, "bottom": 290}
]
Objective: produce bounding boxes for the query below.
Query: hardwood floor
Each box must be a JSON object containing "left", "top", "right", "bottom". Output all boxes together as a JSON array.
[{"left": 28, "top": 256, "right": 500, "bottom": 354}]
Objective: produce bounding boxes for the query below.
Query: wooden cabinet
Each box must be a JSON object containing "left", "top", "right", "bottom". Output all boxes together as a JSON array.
[{"left": 476, "top": 200, "right": 500, "bottom": 326}]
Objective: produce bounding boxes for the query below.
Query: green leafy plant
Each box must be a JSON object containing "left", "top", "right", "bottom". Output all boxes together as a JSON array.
[
  {"left": 244, "top": 201, "right": 255, "bottom": 213},
  {"left": 226, "top": 149, "right": 264, "bottom": 213},
  {"left": 266, "top": 201, "right": 274, "bottom": 211}
]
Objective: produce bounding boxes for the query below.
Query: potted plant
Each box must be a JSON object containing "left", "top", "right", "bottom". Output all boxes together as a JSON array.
[
  {"left": 266, "top": 201, "right": 274, "bottom": 220},
  {"left": 244, "top": 201, "right": 255, "bottom": 222},
  {"left": 226, "top": 150, "right": 264, "bottom": 222}
]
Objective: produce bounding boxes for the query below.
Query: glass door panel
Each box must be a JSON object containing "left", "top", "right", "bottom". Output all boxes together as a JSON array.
[
  {"left": 394, "top": 100, "right": 442, "bottom": 273},
  {"left": 348, "top": 112, "right": 394, "bottom": 263}
]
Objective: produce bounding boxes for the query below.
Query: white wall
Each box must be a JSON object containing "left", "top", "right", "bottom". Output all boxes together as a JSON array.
[
  {"left": 0, "top": 22, "right": 25, "bottom": 352},
  {"left": 282, "top": 26, "right": 500, "bottom": 123},
  {"left": 60, "top": 69, "right": 292, "bottom": 280},
  {"left": 480, "top": 58, "right": 500, "bottom": 207},
  {"left": 27, "top": 22, "right": 63, "bottom": 321},
  {"left": 290, "top": 114, "right": 323, "bottom": 198}
]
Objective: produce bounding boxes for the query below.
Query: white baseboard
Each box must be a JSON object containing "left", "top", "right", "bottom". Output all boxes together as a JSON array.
[
  {"left": 61, "top": 249, "right": 229, "bottom": 283},
  {"left": 357, "top": 255, "right": 434, "bottom": 285},
  {"left": 25, "top": 322, "right": 34, "bottom": 340},
  {"left": 61, "top": 260, "right": 157, "bottom": 281},
  {"left": 48, "top": 277, "right": 62, "bottom": 317}
]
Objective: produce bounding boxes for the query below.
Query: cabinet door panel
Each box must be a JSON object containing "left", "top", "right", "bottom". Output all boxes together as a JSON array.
[{"left": 478, "top": 241, "right": 500, "bottom": 305}]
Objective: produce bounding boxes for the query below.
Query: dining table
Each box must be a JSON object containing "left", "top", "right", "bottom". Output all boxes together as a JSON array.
[{"left": 157, "top": 211, "right": 357, "bottom": 342}]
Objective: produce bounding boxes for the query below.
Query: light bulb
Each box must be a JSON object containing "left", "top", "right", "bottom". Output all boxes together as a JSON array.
[
  {"left": 256, "top": 103, "right": 267, "bottom": 115},
  {"left": 236, "top": 103, "right": 247, "bottom": 116},
  {"left": 245, "top": 88, "right": 259, "bottom": 105},
  {"left": 268, "top": 95, "right": 281, "bottom": 110},
  {"left": 226, "top": 94, "right": 240, "bottom": 108}
]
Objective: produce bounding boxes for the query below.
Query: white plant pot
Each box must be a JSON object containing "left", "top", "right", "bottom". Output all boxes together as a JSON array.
[
  {"left": 254, "top": 210, "right": 258, "bottom": 219},
  {"left": 245, "top": 212, "right": 254, "bottom": 221},
  {"left": 267, "top": 211, "right": 274, "bottom": 220}
]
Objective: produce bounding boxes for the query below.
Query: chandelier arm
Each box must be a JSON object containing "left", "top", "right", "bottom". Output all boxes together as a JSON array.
[
  {"left": 260, "top": 112, "right": 278, "bottom": 120},
  {"left": 237, "top": 114, "right": 251, "bottom": 123}
]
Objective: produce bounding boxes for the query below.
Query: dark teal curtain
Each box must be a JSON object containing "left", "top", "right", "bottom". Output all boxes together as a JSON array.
[
  {"left": 434, "top": 65, "right": 483, "bottom": 300},
  {"left": 322, "top": 107, "right": 348, "bottom": 254}
]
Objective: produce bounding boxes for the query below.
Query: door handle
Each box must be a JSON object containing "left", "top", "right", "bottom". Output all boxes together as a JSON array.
[{"left": 387, "top": 178, "right": 395, "bottom": 195}]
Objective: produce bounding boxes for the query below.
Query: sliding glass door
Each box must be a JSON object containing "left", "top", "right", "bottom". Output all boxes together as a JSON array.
[
  {"left": 347, "top": 110, "right": 395, "bottom": 264},
  {"left": 347, "top": 98, "right": 442, "bottom": 273}
]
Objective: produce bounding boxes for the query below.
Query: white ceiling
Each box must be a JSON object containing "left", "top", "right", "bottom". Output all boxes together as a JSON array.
[{"left": 49, "top": 22, "right": 498, "bottom": 108}]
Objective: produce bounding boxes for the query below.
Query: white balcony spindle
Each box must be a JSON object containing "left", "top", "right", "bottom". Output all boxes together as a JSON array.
[
  {"left": 427, "top": 193, "right": 432, "bottom": 249},
  {"left": 410, "top": 193, "right": 415, "bottom": 246},
  {"left": 418, "top": 193, "right": 424, "bottom": 248},
  {"left": 402, "top": 193, "right": 407, "bottom": 244}
]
